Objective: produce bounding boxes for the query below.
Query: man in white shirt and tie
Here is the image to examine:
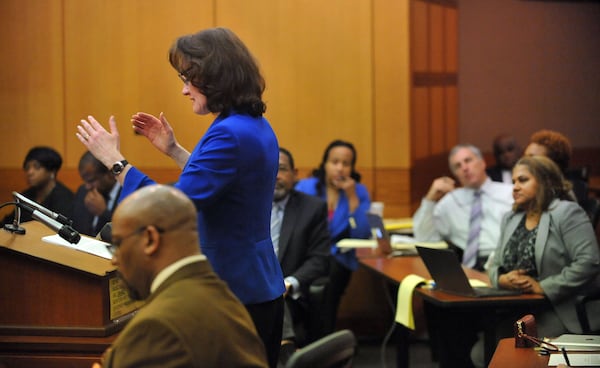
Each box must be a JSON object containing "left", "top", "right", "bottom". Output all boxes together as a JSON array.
[
  {"left": 413, "top": 144, "right": 513, "bottom": 271},
  {"left": 413, "top": 144, "right": 514, "bottom": 368}
]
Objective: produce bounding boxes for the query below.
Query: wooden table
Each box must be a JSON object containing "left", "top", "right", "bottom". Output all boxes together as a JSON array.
[
  {"left": 489, "top": 338, "right": 549, "bottom": 368},
  {"left": 359, "top": 255, "right": 546, "bottom": 368}
]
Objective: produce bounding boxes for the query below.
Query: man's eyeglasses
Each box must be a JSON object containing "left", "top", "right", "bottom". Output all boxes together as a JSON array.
[{"left": 106, "top": 225, "right": 166, "bottom": 255}]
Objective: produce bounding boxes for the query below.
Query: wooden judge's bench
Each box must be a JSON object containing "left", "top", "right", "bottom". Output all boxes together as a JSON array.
[{"left": 0, "top": 221, "right": 141, "bottom": 368}]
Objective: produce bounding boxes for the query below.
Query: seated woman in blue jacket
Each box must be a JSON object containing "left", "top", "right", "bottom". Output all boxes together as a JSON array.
[{"left": 295, "top": 139, "right": 371, "bottom": 334}]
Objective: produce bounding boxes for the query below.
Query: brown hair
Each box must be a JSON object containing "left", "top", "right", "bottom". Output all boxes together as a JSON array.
[
  {"left": 512, "top": 156, "right": 573, "bottom": 213},
  {"left": 169, "top": 28, "right": 266, "bottom": 117},
  {"left": 529, "top": 129, "right": 572, "bottom": 172}
]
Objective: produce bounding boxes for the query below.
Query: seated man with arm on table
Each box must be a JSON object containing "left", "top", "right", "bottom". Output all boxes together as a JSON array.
[
  {"left": 271, "top": 147, "right": 330, "bottom": 364},
  {"left": 413, "top": 144, "right": 514, "bottom": 271},
  {"left": 93, "top": 184, "right": 267, "bottom": 368}
]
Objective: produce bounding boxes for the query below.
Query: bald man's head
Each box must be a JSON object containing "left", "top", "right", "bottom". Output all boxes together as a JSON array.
[
  {"left": 110, "top": 185, "right": 201, "bottom": 300},
  {"left": 116, "top": 185, "right": 197, "bottom": 231}
]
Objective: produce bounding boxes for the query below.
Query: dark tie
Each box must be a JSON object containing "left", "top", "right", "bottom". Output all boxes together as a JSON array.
[
  {"left": 270, "top": 203, "right": 282, "bottom": 255},
  {"left": 463, "top": 190, "right": 482, "bottom": 268}
]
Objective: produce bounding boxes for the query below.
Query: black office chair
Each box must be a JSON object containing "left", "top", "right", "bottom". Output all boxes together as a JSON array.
[
  {"left": 580, "top": 197, "right": 600, "bottom": 230},
  {"left": 285, "top": 329, "right": 357, "bottom": 368}
]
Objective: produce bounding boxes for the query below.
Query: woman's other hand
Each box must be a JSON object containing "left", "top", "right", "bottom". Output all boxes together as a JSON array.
[
  {"left": 77, "top": 115, "right": 123, "bottom": 168},
  {"left": 131, "top": 112, "right": 178, "bottom": 156}
]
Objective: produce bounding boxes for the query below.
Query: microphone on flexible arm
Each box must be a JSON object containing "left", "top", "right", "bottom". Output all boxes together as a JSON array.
[
  {"left": 12, "top": 191, "right": 73, "bottom": 226},
  {"left": 16, "top": 202, "right": 81, "bottom": 244}
]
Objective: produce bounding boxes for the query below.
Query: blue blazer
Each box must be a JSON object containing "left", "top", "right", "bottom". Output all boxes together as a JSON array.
[
  {"left": 120, "top": 112, "right": 285, "bottom": 305},
  {"left": 295, "top": 177, "right": 371, "bottom": 270},
  {"left": 489, "top": 199, "right": 600, "bottom": 333}
]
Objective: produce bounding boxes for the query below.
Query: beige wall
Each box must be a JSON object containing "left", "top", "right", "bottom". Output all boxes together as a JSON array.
[{"left": 459, "top": 0, "right": 600, "bottom": 154}]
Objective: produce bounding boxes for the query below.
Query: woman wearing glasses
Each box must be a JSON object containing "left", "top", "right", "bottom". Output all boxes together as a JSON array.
[{"left": 76, "top": 28, "right": 284, "bottom": 368}]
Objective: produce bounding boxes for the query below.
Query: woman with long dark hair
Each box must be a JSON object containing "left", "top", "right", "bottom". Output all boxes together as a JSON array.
[{"left": 295, "top": 139, "right": 371, "bottom": 333}]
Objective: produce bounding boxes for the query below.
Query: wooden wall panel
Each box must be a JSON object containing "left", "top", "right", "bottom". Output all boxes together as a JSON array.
[
  {"left": 444, "top": 7, "right": 458, "bottom": 72},
  {"left": 62, "top": 0, "right": 215, "bottom": 168},
  {"left": 373, "top": 0, "right": 411, "bottom": 168},
  {"left": 0, "top": 0, "right": 64, "bottom": 167},
  {"left": 430, "top": 87, "right": 445, "bottom": 155},
  {"left": 411, "top": 1, "right": 429, "bottom": 72},
  {"left": 445, "top": 86, "right": 458, "bottom": 149},
  {"left": 216, "top": 0, "right": 374, "bottom": 170},
  {"left": 429, "top": 4, "right": 445, "bottom": 72},
  {"left": 412, "top": 87, "right": 431, "bottom": 160}
]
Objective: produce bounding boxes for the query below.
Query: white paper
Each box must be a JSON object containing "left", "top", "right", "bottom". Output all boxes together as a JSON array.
[
  {"left": 337, "top": 238, "right": 377, "bottom": 249},
  {"left": 390, "top": 234, "right": 448, "bottom": 251},
  {"left": 548, "top": 352, "right": 600, "bottom": 366},
  {"left": 42, "top": 234, "right": 113, "bottom": 259}
]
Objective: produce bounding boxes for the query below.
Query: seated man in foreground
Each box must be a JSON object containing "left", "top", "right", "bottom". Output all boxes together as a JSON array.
[
  {"left": 413, "top": 143, "right": 513, "bottom": 271},
  {"left": 93, "top": 185, "right": 267, "bottom": 368}
]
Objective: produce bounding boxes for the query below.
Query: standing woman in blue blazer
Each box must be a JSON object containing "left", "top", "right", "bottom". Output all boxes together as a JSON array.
[
  {"left": 76, "top": 28, "right": 285, "bottom": 368},
  {"left": 295, "top": 140, "right": 372, "bottom": 334},
  {"left": 488, "top": 156, "right": 600, "bottom": 337}
]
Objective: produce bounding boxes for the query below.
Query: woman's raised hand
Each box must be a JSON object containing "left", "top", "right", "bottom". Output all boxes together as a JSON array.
[{"left": 131, "top": 112, "right": 178, "bottom": 156}]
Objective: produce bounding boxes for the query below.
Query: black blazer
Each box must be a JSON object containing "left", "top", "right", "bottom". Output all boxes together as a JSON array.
[
  {"left": 278, "top": 190, "right": 330, "bottom": 296},
  {"left": 486, "top": 165, "right": 506, "bottom": 183}
]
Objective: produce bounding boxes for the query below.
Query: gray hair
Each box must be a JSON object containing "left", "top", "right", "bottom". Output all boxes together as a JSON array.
[{"left": 448, "top": 144, "right": 483, "bottom": 171}]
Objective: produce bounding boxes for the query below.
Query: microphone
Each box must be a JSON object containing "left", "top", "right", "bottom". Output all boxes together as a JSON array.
[
  {"left": 96, "top": 222, "right": 112, "bottom": 243},
  {"left": 18, "top": 203, "right": 81, "bottom": 244},
  {"left": 13, "top": 191, "right": 73, "bottom": 226}
]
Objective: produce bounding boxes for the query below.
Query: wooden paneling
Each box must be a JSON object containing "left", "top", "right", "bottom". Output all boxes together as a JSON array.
[
  {"left": 62, "top": 0, "right": 215, "bottom": 167},
  {"left": 373, "top": 0, "right": 411, "bottom": 168},
  {"left": 215, "top": 0, "right": 374, "bottom": 170},
  {"left": 0, "top": 0, "right": 64, "bottom": 167}
]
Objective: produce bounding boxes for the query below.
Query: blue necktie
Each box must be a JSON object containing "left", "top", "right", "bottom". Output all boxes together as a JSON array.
[{"left": 463, "top": 190, "right": 482, "bottom": 268}]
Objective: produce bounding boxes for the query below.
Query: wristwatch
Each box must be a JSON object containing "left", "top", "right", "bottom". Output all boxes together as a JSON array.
[{"left": 111, "top": 160, "right": 129, "bottom": 176}]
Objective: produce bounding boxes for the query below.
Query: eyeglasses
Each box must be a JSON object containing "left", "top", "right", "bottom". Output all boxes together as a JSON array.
[
  {"left": 178, "top": 67, "right": 193, "bottom": 85},
  {"left": 106, "top": 225, "right": 166, "bottom": 255}
]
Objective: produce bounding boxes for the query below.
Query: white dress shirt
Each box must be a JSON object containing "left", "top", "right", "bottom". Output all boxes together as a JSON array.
[{"left": 413, "top": 178, "right": 513, "bottom": 257}]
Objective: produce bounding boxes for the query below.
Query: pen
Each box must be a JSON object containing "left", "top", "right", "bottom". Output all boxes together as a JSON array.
[{"left": 561, "top": 347, "right": 570, "bottom": 367}]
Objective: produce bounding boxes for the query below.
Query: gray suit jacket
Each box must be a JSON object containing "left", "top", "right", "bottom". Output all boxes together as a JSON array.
[{"left": 489, "top": 199, "right": 600, "bottom": 333}]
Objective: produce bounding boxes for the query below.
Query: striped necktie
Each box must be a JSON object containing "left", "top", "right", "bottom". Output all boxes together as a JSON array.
[
  {"left": 270, "top": 203, "right": 282, "bottom": 255},
  {"left": 463, "top": 190, "right": 482, "bottom": 268}
]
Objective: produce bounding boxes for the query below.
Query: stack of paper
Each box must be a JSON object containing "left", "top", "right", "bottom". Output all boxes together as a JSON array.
[
  {"left": 390, "top": 234, "right": 448, "bottom": 251},
  {"left": 42, "top": 234, "right": 113, "bottom": 260}
]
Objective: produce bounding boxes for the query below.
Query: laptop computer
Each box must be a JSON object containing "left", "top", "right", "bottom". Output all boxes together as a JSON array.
[
  {"left": 367, "top": 213, "right": 394, "bottom": 256},
  {"left": 416, "top": 245, "right": 521, "bottom": 298}
]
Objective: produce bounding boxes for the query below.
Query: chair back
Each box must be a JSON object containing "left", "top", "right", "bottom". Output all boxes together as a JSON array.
[
  {"left": 285, "top": 329, "right": 357, "bottom": 368},
  {"left": 581, "top": 197, "right": 600, "bottom": 230}
]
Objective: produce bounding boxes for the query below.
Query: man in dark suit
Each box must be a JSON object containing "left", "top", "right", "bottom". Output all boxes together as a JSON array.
[
  {"left": 271, "top": 148, "right": 330, "bottom": 363},
  {"left": 94, "top": 184, "right": 267, "bottom": 368},
  {"left": 486, "top": 134, "right": 521, "bottom": 184},
  {"left": 72, "top": 151, "right": 121, "bottom": 236}
]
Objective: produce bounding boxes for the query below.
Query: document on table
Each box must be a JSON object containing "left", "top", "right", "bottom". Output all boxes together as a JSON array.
[
  {"left": 548, "top": 352, "right": 600, "bottom": 366},
  {"left": 42, "top": 234, "right": 113, "bottom": 259},
  {"left": 390, "top": 234, "right": 448, "bottom": 251}
]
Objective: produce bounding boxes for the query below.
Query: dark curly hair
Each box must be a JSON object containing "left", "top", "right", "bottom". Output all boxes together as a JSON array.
[
  {"left": 311, "top": 140, "right": 361, "bottom": 197},
  {"left": 512, "top": 156, "right": 573, "bottom": 214},
  {"left": 23, "top": 146, "right": 62, "bottom": 173},
  {"left": 528, "top": 129, "right": 572, "bottom": 172},
  {"left": 169, "top": 27, "right": 266, "bottom": 118}
]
